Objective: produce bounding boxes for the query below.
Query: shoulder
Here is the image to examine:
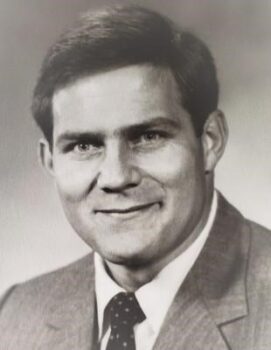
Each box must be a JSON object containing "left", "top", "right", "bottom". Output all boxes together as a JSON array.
[
  {"left": 0, "top": 253, "right": 94, "bottom": 323},
  {"left": 212, "top": 195, "right": 271, "bottom": 348},
  {"left": 246, "top": 219, "right": 271, "bottom": 284},
  {"left": 216, "top": 193, "right": 271, "bottom": 304},
  {"left": 238, "top": 219, "right": 271, "bottom": 348},
  {"left": 225, "top": 201, "right": 271, "bottom": 286},
  {"left": 217, "top": 193, "right": 271, "bottom": 259},
  {"left": 249, "top": 219, "right": 271, "bottom": 248}
]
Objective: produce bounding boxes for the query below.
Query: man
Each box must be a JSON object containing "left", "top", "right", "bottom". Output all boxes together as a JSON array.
[{"left": 0, "top": 5, "right": 270, "bottom": 350}]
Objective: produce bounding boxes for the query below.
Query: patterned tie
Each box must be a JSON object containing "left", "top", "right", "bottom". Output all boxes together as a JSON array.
[{"left": 105, "top": 292, "right": 146, "bottom": 350}]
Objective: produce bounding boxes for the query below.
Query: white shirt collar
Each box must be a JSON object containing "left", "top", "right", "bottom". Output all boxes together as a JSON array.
[{"left": 95, "top": 191, "right": 218, "bottom": 339}]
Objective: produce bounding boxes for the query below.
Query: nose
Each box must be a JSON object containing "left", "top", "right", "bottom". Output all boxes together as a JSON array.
[{"left": 97, "top": 141, "right": 141, "bottom": 192}]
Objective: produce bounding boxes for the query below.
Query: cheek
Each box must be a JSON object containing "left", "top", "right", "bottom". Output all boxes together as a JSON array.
[
  {"left": 136, "top": 145, "right": 202, "bottom": 187},
  {"left": 53, "top": 158, "right": 99, "bottom": 202}
]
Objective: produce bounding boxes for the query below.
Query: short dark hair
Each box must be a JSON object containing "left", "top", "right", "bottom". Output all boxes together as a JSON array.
[{"left": 32, "top": 5, "right": 219, "bottom": 144}]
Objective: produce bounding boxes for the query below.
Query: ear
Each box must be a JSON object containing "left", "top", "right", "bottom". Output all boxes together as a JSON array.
[
  {"left": 201, "top": 110, "right": 228, "bottom": 173},
  {"left": 38, "top": 138, "right": 55, "bottom": 176}
]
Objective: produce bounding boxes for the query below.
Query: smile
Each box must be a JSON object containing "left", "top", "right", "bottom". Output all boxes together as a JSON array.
[{"left": 95, "top": 202, "right": 160, "bottom": 217}]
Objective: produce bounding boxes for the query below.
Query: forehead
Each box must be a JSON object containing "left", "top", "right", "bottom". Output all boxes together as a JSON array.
[{"left": 52, "top": 64, "right": 188, "bottom": 135}]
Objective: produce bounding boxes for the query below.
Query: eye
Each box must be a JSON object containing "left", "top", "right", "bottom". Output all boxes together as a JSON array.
[
  {"left": 133, "top": 130, "right": 168, "bottom": 147},
  {"left": 74, "top": 142, "right": 92, "bottom": 152},
  {"left": 72, "top": 141, "right": 102, "bottom": 157},
  {"left": 141, "top": 131, "right": 161, "bottom": 142}
]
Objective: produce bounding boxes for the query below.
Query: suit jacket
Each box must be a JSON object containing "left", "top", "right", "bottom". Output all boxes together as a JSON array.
[{"left": 1, "top": 194, "right": 271, "bottom": 349}]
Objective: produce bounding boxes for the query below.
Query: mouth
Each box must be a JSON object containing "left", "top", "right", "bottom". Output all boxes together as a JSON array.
[{"left": 94, "top": 202, "right": 160, "bottom": 217}]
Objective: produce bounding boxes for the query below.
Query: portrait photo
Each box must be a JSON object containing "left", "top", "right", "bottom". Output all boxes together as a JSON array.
[{"left": 0, "top": 1, "right": 271, "bottom": 349}]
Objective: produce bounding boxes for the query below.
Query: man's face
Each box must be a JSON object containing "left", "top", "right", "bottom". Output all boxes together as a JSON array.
[{"left": 47, "top": 65, "right": 212, "bottom": 269}]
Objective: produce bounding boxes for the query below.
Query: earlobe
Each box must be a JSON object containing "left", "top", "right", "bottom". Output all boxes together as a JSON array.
[
  {"left": 201, "top": 110, "right": 228, "bottom": 173},
  {"left": 38, "top": 138, "right": 55, "bottom": 176}
]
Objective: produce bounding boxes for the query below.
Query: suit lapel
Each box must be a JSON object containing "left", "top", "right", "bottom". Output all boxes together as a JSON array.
[
  {"left": 154, "top": 193, "right": 250, "bottom": 350},
  {"left": 194, "top": 193, "right": 250, "bottom": 325},
  {"left": 153, "top": 273, "right": 230, "bottom": 350},
  {"left": 43, "top": 254, "right": 98, "bottom": 350}
]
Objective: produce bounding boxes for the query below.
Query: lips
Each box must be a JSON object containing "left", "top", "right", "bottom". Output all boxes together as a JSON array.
[{"left": 94, "top": 202, "right": 160, "bottom": 215}]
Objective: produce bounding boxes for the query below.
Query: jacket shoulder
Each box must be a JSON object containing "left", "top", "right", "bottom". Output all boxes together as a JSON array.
[
  {"left": 239, "top": 219, "right": 271, "bottom": 349},
  {"left": 246, "top": 219, "right": 271, "bottom": 283},
  {"left": 0, "top": 253, "right": 94, "bottom": 325}
]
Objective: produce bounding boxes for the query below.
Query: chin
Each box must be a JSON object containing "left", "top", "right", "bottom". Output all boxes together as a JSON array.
[{"left": 100, "top": 247, "right": 152, "bottom": 268}]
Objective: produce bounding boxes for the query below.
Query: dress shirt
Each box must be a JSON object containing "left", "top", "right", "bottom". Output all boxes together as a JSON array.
[{"left": 95, "top": 191, "right": 218, "bottom": 350}]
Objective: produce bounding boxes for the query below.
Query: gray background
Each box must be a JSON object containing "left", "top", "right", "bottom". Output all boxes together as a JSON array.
[{"left": 1, "top": 0, "right": 271, "bottom": 294}]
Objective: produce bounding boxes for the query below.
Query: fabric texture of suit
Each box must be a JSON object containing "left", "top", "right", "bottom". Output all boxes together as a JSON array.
[{"left": 1, "top": 193, "right": 271, "bottom": 349}]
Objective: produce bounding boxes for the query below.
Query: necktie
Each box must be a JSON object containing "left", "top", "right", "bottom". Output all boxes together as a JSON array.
[{"left": 105, "top": 292, "right": 146, "bottom": 350}]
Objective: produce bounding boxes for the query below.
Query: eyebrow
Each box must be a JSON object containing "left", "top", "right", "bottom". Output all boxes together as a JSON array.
[
  {"left": 55, "top": 116, "right": 181, "bottom": 146},
  {"left": 56, "top": 132, "right": 104, "bottom": 148},
  {"left": 122, "top": 117, "right": 181, "bottom": 137}
]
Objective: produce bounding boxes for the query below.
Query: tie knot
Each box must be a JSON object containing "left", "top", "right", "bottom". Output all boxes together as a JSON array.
[{"left": 107, "top": 292, "right": 145, "bottom": 327}]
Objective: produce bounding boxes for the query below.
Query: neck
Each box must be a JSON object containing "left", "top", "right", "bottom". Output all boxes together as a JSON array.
[{"left": 104, "top": 262, "right": 158, "bottom": 292}]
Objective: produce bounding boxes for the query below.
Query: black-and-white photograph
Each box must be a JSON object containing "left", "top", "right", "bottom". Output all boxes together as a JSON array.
[{"left": 0, "top": 1, "right": 271, "bottom": 349}]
